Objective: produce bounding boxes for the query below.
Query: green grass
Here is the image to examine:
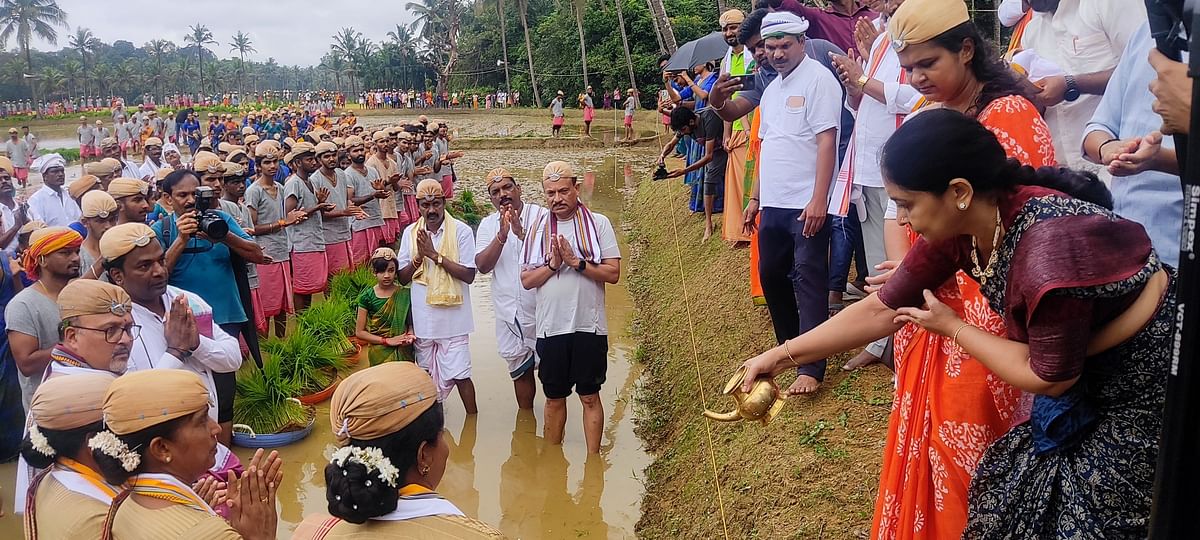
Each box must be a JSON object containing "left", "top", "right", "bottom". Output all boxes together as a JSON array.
[
  {"left": 448, "top": 188, "right": 487, "bottom": 229},
  {"left": 234, "top": 356, "right": 310, "bottom": 435},
  {"left": 37, "top": 147, "right": 79, "bottom": 162},
  {"left": 261, "top": 331, "right": 351, "bottom": 395},
  {"left": 296, "top": 296, "right": 356, "bottom": 355},
  {"left": 328, "top": 266, "right": 375, "bottom": 305}
]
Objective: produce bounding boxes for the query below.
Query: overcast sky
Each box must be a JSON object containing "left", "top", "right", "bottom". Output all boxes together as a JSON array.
[{"left": 26, "top": 0, "right": 417, "bottom": 67}]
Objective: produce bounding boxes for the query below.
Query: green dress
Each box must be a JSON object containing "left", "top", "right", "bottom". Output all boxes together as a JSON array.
[{"left": 357, "top": 286, "right": 414, "bottom": 365}]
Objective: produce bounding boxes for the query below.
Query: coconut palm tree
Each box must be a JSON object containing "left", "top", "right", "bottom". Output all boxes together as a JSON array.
[
  {"left": 37, "top": 65, "right": 60, "bottom": 99},
  {"left": 0, "top": 0, "right": 68, "bottom": 100},
  {"left": 229, "top": 30, "right": 255, "bottom": 98},
  {"left": 60, "top": 57, "right": 80, "bottom": 99},
  {"left": 184, "top": 24, "right": 216, "bottom": 94},
  {"left": 572, "top": 0, "right": 589, "bottom": 88},
  {"left": 320, "top": 51, "right": 345, "bottom": 92},
  {"left": 646, "top": 0, "right": 676, "bottom": 53},
  {"left": 515, "top": 0, "right": 540, "bottom": 107},
  {"left": 330, "top": 27, "right": 361, "bottom": 96},
  {"left": 144, "top": 39, "right": 174, "bottom": 102},
  {"left": 613, "top": 0, "right": 636, "bottom": 91},
  {"left": 112, "top": 60, "right": 134, "bottom": 101},
  {"left": 406, "top": 0, "right": 462, "bottom": 95},
  {"left": 68, "top": 26, "right": 98, "bottom": 95}
]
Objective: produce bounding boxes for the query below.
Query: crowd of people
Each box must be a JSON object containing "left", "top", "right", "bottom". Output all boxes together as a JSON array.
[
  {"left": 0, "top": 0, "right": 1190, "bottom": 535},
  {"left": 0, "top": 80, "right": 626, "bottom": 535}
]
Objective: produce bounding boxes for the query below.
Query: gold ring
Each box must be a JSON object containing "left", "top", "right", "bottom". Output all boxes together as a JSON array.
[{"left": 260, "top": 498, "right": 268, "bottom": 503}]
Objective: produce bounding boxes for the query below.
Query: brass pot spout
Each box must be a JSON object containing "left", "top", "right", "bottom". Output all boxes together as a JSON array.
[{"left": 701, "top": 366, "right": 786, "bottom": 425}]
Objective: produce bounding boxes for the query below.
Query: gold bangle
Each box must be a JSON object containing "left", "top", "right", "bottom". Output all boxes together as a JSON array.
[
  {"left": 782, "top": 340, "right": 798, "bottom": 368},
  {"left": 951, "top": 323, "right": 972, "bottom": 346}
]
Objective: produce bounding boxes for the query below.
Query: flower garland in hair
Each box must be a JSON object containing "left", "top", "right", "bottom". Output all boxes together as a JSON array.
[
  {"left": 88, "top": 430, "right": 141, "bottom": 472},
  {"left": 28, "top": 424, "right": 55, "bottom": 457},
  {"left": 331, "top": 446, "right": 400, "bottom": 488}
]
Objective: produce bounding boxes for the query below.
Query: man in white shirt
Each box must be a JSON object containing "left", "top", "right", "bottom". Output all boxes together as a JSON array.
[
  {"left": 99, "top": 136, "right": 144, "bottom": 180},
  {"left": 520, "top": 161, "right": 621, "bottom": 454},
  {"left": 397, "top": 178, "right": 478, "bottom": 414},
  {"left": 826, "top": 0, "right": 919, "bottom": 370},
  {"left": 139, "top": 137, "right": 165, "bottom": 179},
  {"left": 475, "top": 168, "right": 546, "bottom": 410},
  {"left": 1022, "top": 0, "right": 1146, "bottom": 172},
  {"left": 740, "top": 12, "right": 841, "bottom": 394},
  {"left": 100, "top": 222, "right": 242, "bottom": 437},
  {"left": 26, "top": 154, "right": 79, "bottom": 227}
]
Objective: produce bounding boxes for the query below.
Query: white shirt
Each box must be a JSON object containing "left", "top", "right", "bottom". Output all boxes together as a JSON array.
[
  {"left": 26, "top": 185, "right": 80, "bottom": 227},
  {"left": 140, "top": 156, "right": 164, "bottom": 179},
  {"left": 475, "top": 203, "right": 545, "bottom": 324},
  {"left": 844, "top": 31, "right": 921, "bottom": 189},
  {"left": 999, "top": 0, "right": 1027, "bottom": 27},
  {"left": 120, "top": 159, "right": 143, "bottom": 180},
  {"left": 1021, "top": 0, "right": 1146, "bottom": 171},
  {"left": 758, "top": 55, "right": 843, "bottom": 209},
  {"left": 0, "top": 202, "right": 16, "bottom": 254},
  {"left": 128, "top": 286, "right": 243, "bottom": 421},
  {"left": 397, "top": 217, "right": 476, "bottom": 339},
  {"left": 530, "top": 211, "right": 620, "bottom": 338}
]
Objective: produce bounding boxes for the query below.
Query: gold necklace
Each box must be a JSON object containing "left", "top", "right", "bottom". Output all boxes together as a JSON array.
[{"left": 969, "top": 208, "right": 1002, "bottom": 286}]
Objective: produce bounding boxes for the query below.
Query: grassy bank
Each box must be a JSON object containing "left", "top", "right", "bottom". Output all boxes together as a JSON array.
[{"left": 627, "top": 175, "right": 894, "bottom": 539}]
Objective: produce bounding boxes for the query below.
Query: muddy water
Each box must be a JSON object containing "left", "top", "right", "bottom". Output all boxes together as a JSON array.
[{"left": 0, "top": 148, "right": 656, "bottom": 539}]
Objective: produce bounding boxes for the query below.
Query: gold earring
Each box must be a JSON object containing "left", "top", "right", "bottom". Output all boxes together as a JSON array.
[
  {"left": 420, "top": 466, "right": 430, "bottom": 476},
  {"left": 958, "top": 202, "right": 967, "bottom": 210},
  {"left": 164, "top": 455, "right": 172, "bottom": 463}
]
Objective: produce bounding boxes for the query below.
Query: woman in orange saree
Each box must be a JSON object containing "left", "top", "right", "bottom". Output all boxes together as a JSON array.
[{"left": 869, "top": 6, "right": 1056, "bottom": 538}]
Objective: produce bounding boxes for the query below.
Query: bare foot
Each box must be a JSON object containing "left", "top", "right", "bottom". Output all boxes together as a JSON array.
[
  {"left": 842, "top": 350, "right": 880, "bottom": 371},
  {"left": 787, "top": 375, "right": 821, "bottom": 395},
  {"left": 702, "top": 228, "right": 712, "bottom": 242}
]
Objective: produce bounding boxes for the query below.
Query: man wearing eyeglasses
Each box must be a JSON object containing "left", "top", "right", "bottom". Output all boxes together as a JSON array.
[{"left": 100, "top": 222, "right": 242, "bottom": 443}]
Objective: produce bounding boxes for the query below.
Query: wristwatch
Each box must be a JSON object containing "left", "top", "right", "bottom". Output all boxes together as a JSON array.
[
  {"left": 1063, "top": 75, "right": 1081, "bottom": 102},
  {"left": 856, "top": 75, "right": 869, "bottom": 89},
  {"left": 435, "top": 253, "right": 444, "bottom": 266},
  {"left": 168, "top": 346, "right": 194, "bottom": 359},
  {"left": 576, "top": 260, "right": 587, "bottom": 272}
]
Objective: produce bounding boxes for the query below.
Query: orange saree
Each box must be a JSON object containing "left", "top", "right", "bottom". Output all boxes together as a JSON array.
[{"left": 870, "top": 95, "right": 1055, "bottom": 540}]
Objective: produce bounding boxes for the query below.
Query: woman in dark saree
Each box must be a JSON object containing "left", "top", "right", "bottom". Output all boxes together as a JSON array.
[{"left": 740, "top": 109, "right": 1174, "bottom": 538}]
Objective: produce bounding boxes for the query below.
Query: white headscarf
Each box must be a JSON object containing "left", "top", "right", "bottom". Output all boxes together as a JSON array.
[
  {"left": 161, "top": 142, "right": 180, "bottom": 157},
  {"left": 760, "top": 12, "right": 810, "bottom": 38},
  {"left": 32, "top": 153, "right": 66, "bottom": 174}
]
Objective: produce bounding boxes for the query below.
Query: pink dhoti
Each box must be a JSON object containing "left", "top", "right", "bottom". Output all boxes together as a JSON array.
[
  {"left": 325, "top": 241, "right": 351, "bottom": 276},
  {"left": 291, "top": 251, "right": 329, "bottom": 295},
  {"left": 383, "top": 218, "right": 399, "bottom": 243},
  {"left": 250, "top": 288, "right": 267, "bottom": 334},
  {"left": 255, "top": 261, "right": 294, "bottom": 317},
  {"left": 350, "top": 227, "right": 383, "bottom": 265},
  {"left": 441, "top": 174, "right": 454, "bottom": 199}
]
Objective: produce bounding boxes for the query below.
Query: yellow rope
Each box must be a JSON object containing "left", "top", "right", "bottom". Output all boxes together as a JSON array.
[{"left": 663, "top": 170, "right": 732, "bottom": 540}]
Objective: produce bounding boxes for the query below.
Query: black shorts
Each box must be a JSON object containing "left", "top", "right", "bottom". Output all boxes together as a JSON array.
[
  {"left": 213, "top": 370, "right": 236, "bottom": 423},
  {"left": 536, "top": 332, "right": 608, "bottom": 399}
]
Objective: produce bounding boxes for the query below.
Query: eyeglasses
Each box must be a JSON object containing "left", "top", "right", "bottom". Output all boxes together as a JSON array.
[{"left": 71, "top": 323, "right": 141, "bottom": 343}]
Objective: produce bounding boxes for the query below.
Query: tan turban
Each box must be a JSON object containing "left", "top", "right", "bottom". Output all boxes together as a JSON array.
[
  {"left": 102, "top": 370, "right": 210, "bottom": 435},
  {"left": 371, "top": 247, "right": 396, "bottom": 261},
  {"left": 720, "top": 8, "right": 746, "bottom": 26},
  {"left": 344, "top": 135, "right": 365, "bottom": 147},
  {"left": 542, "top": 160, "right": 577, "bottom": 182},
  {"left": 217, "top": 142, "right": 239, "bottom": 154},
  {"left": 888, "top": 0, "right": 970, "bottom": 52},
  {"left": 330, "top": 362, "right": 437, "bottom": 444},
  {"left": 154, "top": 167, "right": 173, "bottom": 181},
  {"left": 244, "top": 134, "right": 260, "bottom": 145},
  {"left": 241, "top": 126, "right": 255, "bottom": 135},
  {"left": 255, "top": 140, "right": 282, "bottom": 159},
  {"left": 58, "top": 279, "right": 132, "bottom": 321},
  {"left": 107, "top": 178, "right": 148, "bottom": 199},
  {"left": 199, "top": 137, "right": 212, "bottom": 150},
  {"left": 30, "top": 372, "right": 117, "bottom": 431},
  {"left": 285, "top": 141, "right": 316, "bottom": 163},
  {"left": 68, "top": 175, "right": 102, "bottom": 200},
  {"left": 100, "top": 222, "right": 157, "bottom": 261},
  {"left": 144, "top": 137, "right": 163, "bottom": 147},
  {"left": 100, "top": 137, "right": 118, "bottom": 148},
  {"left": 314, "top": 141, "right": 338, "bottom": 155},
  {"left": 83, "top": 162, "right": 109, "bottom": 176},
  {"left": 417, "top": 115, "right": 429, "bottom": 124},
  {"left": 416, "top": 178, "right": 443, "bottom": 201},
  {"left": 371, "top": 130, "right": 390, "bottom": 143},
  {"left": 193, "top": 151, "right": 223, "bottom": 174},
  {"left": 81, "top": 190, "right": 118, "bottom": 219},
  {"left": 0, "top": 156, "right": 12, "bottom": 173},
  {"left": 100, "top": 158, "right": 123, "bottom": 175},
  {"left": 226, "top": 149, "right": 249, "bottom": 163},
  {"left": 283, "top": 137, "right": 296, "bottom": 148},
  {"left": 19, "top": 220, "right": 45, "bottom": 235},
  {"left": 222, "top": 161, "right": 246, "bottom": 177},
  {"left": 485, "top": 167, "right": 513, "bottom": 187},
  {"left": 333, "top": 137, "right": 345, "bottom": 147}
]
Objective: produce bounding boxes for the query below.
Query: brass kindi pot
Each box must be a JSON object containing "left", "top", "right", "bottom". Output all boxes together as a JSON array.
[{"left": 703, "top": 366, "right": 785, "bottom": 425}]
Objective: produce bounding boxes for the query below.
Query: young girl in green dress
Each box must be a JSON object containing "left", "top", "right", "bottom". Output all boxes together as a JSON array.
[{"left": 355, "top": 248, "right": 415, "bottom": 365}]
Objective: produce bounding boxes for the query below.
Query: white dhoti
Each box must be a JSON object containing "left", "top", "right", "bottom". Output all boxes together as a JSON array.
[
  {"left": 414, "top": 335, "right": 472, "bottom": 401},
  {"left": 496, "top": 316, "right": 537, "bottom": 380}
]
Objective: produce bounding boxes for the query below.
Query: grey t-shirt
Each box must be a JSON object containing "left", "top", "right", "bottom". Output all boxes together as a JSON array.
[
  {"left": 345, "top": 165, "right": 384, "bottom": 231},
  {"left": 314, "top": 168, "right": 352, "bottom": 244},
  {"left": 697, "top": 109, "right": 727, "bottom": 186},
  {"left": 220, "top": 199, "right": 260, "bottom": 288},
  {"left": 551, "top": 98, "right": 563, "bottom": 117},
  {"left": 78, "top": 125, "right": 95, "bottom": 145},
  {"left": 244, "top": 181, "right": 291, "bottom": 261},
  {"left": 5, "top": 288, "right": 60, "bottom": 410},
  {"left": 624, "top": 96, "right": 637, "bottom": 116},
  {"left": 4, "top": 140, "right": 28, "bottom": 168},
  {"left": 283, "top": 174, "right": 326, "bottom": 253}
]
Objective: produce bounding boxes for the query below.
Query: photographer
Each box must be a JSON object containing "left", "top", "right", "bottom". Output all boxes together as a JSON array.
[{"left": 150, "top": 168, "right": 265, "bottom": 445}]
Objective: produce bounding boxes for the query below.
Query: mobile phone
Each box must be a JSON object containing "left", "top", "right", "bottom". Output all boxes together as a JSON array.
[{"left": 732, "top": 74, "right": 756, "bottom": 92}]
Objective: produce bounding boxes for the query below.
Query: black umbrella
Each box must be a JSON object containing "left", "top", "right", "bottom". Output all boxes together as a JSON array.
[
  {"left": 175, "top": 107, "right": 193, "bottom": 125},
  {"left": 665, "top": 32, "right": 729, "bottom": 72}
]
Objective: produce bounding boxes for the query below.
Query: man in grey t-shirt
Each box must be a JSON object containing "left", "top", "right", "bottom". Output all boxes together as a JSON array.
[
  {"left": 312, "top": 141, "right": 362, "bottom": 277},
  {"left": 245, "top": 146, "right": 306, "bottom": 338},
  {"left": 282, "top": 143, "right": 334, "bottom": 311},
  {"left": 345, "top": 136, "right": 387, "bottom": 265}
]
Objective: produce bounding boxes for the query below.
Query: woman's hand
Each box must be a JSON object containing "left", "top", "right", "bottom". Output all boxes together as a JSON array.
[
  {"left": 740, "top": 348, "right": 782, "bottom": 393},
  {"left": 893, "top": 289, "right": 963, "bottom": 337},
  {"left": 192, "top": 476, "right": 228, "bottom": 509},
  {"left": 228, "top": 449, "right": 282, "bottom": 540},
  {"left": 863, "top": 260, "right": 899, "bottom": 293}
]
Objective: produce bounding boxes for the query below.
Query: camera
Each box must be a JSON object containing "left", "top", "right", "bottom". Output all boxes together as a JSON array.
[{"left": 193, "top": 186, "right": 229, "bottom": 241}]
